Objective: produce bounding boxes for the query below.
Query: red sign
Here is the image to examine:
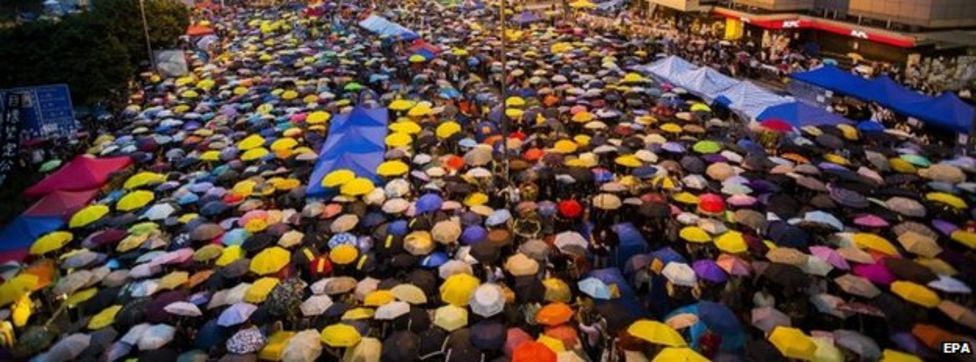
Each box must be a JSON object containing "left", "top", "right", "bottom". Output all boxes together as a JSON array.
[{"left": 714, "top": 8, "right": 916, "bottom": 48}]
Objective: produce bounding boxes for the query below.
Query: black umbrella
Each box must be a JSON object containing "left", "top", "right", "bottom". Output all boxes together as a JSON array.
[
  {"left": 761, "top": 263, "right": 809, "bottom": 290},
  {"left": 766, "top": 222, "right": 809, "bottom": 249},
  {"left": 470, "top": 242, "right": 501, "bottom": 264},
  {"left": 470, "top": 320, "right": 506, "bottom": 351},
  {"left": 419, "top": 326, "right": 449, "bottom": 359},
  {"left": 115, "top": 298, "right": 151, "bottom": 330},
  {"left": 513, "top": 276, "right": 545, "bottom": 304},
  {"left": 383, "top": 331, "right": 421, "bottom": 361},
  {"left": 883, "top": 258, "right": 938, "bottom": 284},
  {"left": 595, "top": 301, "right": 637, "bottom": 333}
]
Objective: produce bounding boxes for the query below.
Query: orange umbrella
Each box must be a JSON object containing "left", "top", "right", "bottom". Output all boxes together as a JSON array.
[
  {"left": 535, "top": 302, "right": 574, "bottom": 326},
  {"left": 513, "top": 341, "right": 556, "bottom": 362},
  {"left": 22, "top": 259, "right": 55, "bottom": 291},
  {"left": 911, "top": 324, "right": 957, "bottom": 350},
  {"left": 544, "top": 325, "right": 579, "bottom": 349}
]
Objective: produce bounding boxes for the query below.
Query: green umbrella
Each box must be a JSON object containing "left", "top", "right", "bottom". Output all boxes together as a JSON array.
[
  {"left": 13, "top": 326, "right": 56, "bottom": 357},
  {"left": 692, "top": 140, "right": 721, "bottom": 154},
  {"left": 39, "top": 159, "right": 62, "bottom": 173},
  {"left": 899, "top": 154, "right": 931, "bottom": 167},
  {"left": 344, "top": 82, "right": 364, "bottom": 91}
]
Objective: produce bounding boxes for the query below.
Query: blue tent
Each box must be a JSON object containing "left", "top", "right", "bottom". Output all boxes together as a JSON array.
[
  {"left": 639, "top": 56, "right": 697, "bottom": 83},
  {"left": 716, "top": 80, "right": 789, "bottom": 119},
  {"left": 307, "top": 106, "right": 389, "bottom": 198},
  {"left": 0, "top": 215, "right": 64, "bottom": 263},
  {"left": 672, "top": 67, "right": 739, "bottom": 102},
  {"left": 791, "top": 65, "right": 974, "bottom": 134},
  {"left": 358, "top": 15, "right": 418, "bottom": 41},
  {"left": 757, "top": 101, "right": 853, "bottom": 127}
]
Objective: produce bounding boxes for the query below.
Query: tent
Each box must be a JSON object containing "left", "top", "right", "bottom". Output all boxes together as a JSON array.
[
  {"left": 0, "top": 215, "right": 64, "bottom": 263},
  {"left": 358, "top": 15, "right": 419, "bottom": 41},
  {"left": 306, "top": 106, "right": 389, "bottom": 197},
  {"left": 757, "top": 102, "right": 852, "bottom": 127},
  {"left": 639, "top": 56, "right": 698, "bottom": 83},
  {"left": 24, "top": 155, "right": 132, "bottom": 198},
  {"left": 23, "top": 189, "right": 100, "bottom": 221},
  {"left": 791, "top": 65, "right": 974, "bottom": 134},
  {"left": 715, "top": 81, "right": 789, "bottom": 119},
  {"left": 672, "top": 67, "right": 739, "bottom": 102}
]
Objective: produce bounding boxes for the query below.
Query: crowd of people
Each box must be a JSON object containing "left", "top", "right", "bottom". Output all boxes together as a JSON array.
[{"left": 2, "top": 0, "right": 976, "bottom": 362}]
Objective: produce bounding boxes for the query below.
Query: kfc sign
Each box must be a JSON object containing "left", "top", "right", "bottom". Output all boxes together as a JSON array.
[
  {"left": 850, "top": 30, "right": 869, "bottom": 39},
  {"left": 781, "top": 20, "right": 800, "bottom": 28}
]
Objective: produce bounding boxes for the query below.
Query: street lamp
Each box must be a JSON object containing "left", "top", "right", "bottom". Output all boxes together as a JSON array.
[
  {"left": 498, "top": 0, "right": 511, "bottom": 190},
  {"left": 139, "top": 0, "right": 157, "bottom": 74}
]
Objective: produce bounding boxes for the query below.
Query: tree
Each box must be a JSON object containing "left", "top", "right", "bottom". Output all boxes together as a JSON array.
[{"left": 90, "top": 0, "right": 190, "bottom": 68}]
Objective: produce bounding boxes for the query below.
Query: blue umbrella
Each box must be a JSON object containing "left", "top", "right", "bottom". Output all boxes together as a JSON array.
[
  {"left": 578, "top": 277, "right": 612, "bottom": 300},
  {"left": 194, "top": 320, "right": 231, "bottom": 349},
  {"left": 222, "top": 229, "right": 250, "bottom": 246},
  {"left": 217, "top": 303, "right": 258, "bottom": 327},
  {"left": 461, "top": 225, "right": 487, "bottom": 245},
  {"left": 485, "top": 209, "right": 511, "bottom": 227},
  {"left": 650, "top": 246, "right": 686, "bottom": 266},
  {"left": 415, "top": 193, "right": 443, "bottom": 214},
  {"left": 420, "top": 251, "right": 448, "bottom": 268},
  {"left": 328, "top": 233, "right": 357, "bottom": 248}
]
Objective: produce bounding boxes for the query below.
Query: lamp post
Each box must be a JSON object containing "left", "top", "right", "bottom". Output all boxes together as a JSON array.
[
  {"left": 139, "top": 0, "right": 157, "bottom": 74},
  {"left": 498, "top": 0, "right": 510, "bottom": 189}
]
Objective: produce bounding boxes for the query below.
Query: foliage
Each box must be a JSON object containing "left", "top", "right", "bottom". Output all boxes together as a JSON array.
[{"left": 0, "top": 0, "right": 189, "bottom": 108}]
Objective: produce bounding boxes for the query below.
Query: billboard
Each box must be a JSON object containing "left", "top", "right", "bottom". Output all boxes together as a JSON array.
[{"left": 0, "top": 84, "right": 78, "bottom": 140}]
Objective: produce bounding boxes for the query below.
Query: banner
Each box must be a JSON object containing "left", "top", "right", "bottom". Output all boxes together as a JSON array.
[
  {"left": 0, "top": 92, "right": 25, "bottom": 187},
  {"left": 724, "top": 18, "right": 743, "bottom": 40},
  {"left": 0, "top": 84, "right": 77, "bottom": 140}
]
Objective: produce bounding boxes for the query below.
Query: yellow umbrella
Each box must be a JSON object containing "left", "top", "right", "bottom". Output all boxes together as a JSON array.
[
  {"left": 196, "top": 79, "right": 215, "bottom": 91},
  {"left": 950, "top": 230, "right": 976, "bottom": 249},
  {"left": 238, "top": 134, "right": 266, "bottom": 150},
  {"left": 270, "top": 137, "right": 298, "bottom": 152},
  {"left": 194, "top": 244, "right": 224, "bottom": 262},
  {"left": 88, "top": 305, "right": 122, "bottom": 330},
  {"left": 116, "top": 190, "right": 155, "bottom": 212},
  {"left": 181, "top": 90, "right": 199, "bottom": 99},
  {"left": 440, "top": 273, "right": 480, "bottom": 306},
  {"left": 614, "top": 155, "right": 641, "bottom": 168},
  {"left": 890, "top": 281, "right": 940, "bottom": 308},
  {"left": 506, "top": 97, "right": 526, "bottom": 107},
  {"left": 216, "top": 245, "right": 244, "bottom": 267},
  {"left": 30, "top": 231, "right": 73, "bottom": 255},
  {"left": 660, "top": 123, "right": 683, "bottom": 133},
  {"left": 320, "top": 324, "right": 361, "bottom": 347},
  {"left": 330, "top": 244, "right": 359, "bottom": 265},
  {"left": 767, "top": 326, "right": 817, "bottom": 361},
  {"left": 245, "top": 277, "right": 280, "bottom": 303},
  {"left": 407, "top": 104, "right": 432, "bottom": 117},
  {"left": 672, "top": 192, "right": 699, "bottom": 205},
  {"left": 464, "top": 192, "right": 489, "bottom": 207},
  {"left": 241, "top": 147, "right": 270, "bottom": 161},
  {"left": 715, "top": 231, "right": 747, "bottom": 254},
  {"left": 543, "top": 277, "right": 572, "bottom": 303},
  {"left": 571, "top": 112, "right": 594, "bottom": 123},
  {"left": 569, "top": 0, "right": 596, "bottom": 9},
  {"left": 652, "top": 347, "right": 709, "bottom": 362},
  {"left": 259, "top": 330, "right": 295, "bottom": 361},
  {"left": 307, "top": 111, "right": 331, "bottom": 124},
  {"left": 550, "top": 42, "right": 573, "bottom": 54},
  {"left": 281, "top": 90, "right": 299, "bottom": 100},
  {"left": 385, "top": 133, "right": 413, "bottom": 147},
  {"left": 124, "top": 172, "right": 165, "bottom": 189},
  {"left": 0, "top": 274, "right": 38, "bottom": 307},
  {"left": 552, "top": 139, "right": 578, "bottom": 154},
  {"left": 251, "top": 247, "right": 291, "bottom": 275},
  {"left": 627, "top": 320, "right": 686, "bottom": 347},
  {"left": 679, "top": 226, "right": 711, "bottom": 243},
  {"left": 322, "top": 169, "right": 355, "bottom": 187},
  {"left": 881, "top": 349, "right": 923, "bottom": 362},
  {"left": 389, "top": 120, "right": 422, "bottom": 134},
  {"left": 159, "top": 271, "right": 189, "bottom": 290},
  {"left": 233, "top": 180, "right": 257, "bottom": 197},
  {"left": 388, "top": 99, "right": 416, "bottom": 111},
  {"left": 342, "top": 307, "right": 375, "bottom": 320},
  {"left": 66, "top": 288, "right": 98, "bottom": 307},
  {"left": 434, "top": 305, "right": 468, "bottom": 331},
  {"left": 116, "top": 233, "right": 148, "bottom": 253},
  {"left": 505, "top": 108, "right": 524, "bottom": 119},
  {"left": 622, "top": 73, "right": 646, "bottom": 84},
  {"left": 689, "top": 103, "right": 711, "bottom": 112},
  {"left": 200, "top": 150, "right": 221, "bottom": 161},
  {"left": 889, "top": 158, "right": 917, "bottom": 174},
  {"left": 233, "top": 86, "right": 249, "bottom": 96},
  {"left": 537, "top": 335, "right": 565, "bottom": 352},
  {"left": 70, "top": 204, "right": 110, "bottom": 228},
  {"left": 364, "top": 290, "right": 395, "bottom": 307},
  {"left": 377, "top": 160, "right": 409, "bottom": 177},
  {"left": 408, "top": 54, "right": 427, "bottom": 63},
  {"left": 436, "top": 121, "right": 462, "bottom": 139},
  {"left": 340, "top": 178, "right": 374, "bottom": 196},
  {"left": 851, "top": 233, "right": 900, "bottom": 256},
  {"left": 926, "top": 192, "right": 967, "bottom": 209}
]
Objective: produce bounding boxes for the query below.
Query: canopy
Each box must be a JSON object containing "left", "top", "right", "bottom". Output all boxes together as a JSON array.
[
  {"left": 307, "top": 106, "right": 389, "bottom": 197},
  {"left": 0, "top": 215, "right": 64, "bottom": 263},
  {"left": 24, "top": 156, "right": 132, "bottom": 198},
  {"left": 757, "top": 102, "right": 853, "bottom": 127},
  {"left": 791, "top": 66, "right": 974, "bottom": 134},
  {"left": 715, "top": 80, "right": 789, "bottom": 119},
  {"left": 358, "top": 15, "right": 419, "bottom": 41},
  {"left": 640, "top": 56, "right": 698, "bottom": 83},
  {"left": 22, "top": 189, "right": 100, "bottom": 220},
  {"left": 672, "top": 67, "right": 739, "bottom": 102}
]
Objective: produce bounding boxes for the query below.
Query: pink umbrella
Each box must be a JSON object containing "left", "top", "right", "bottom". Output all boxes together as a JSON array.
[
  {"left": 853, "top": 263, "right": 896, "bottom": 286},
  {"left": 809, "top": 246, "right": 850, "bottom": 270},
  {"left": 239, "top": 210, "right": 269, "bottom": 226},
  {"left": 716, "top": 253, "right": 751, "bottom": 276},
  {"left": 726, "top": 194, "right": 757, "bottom": 207},
  {"left": 505, "top": 327, "right": 533, "bottom": 357},
  {"left": 154, "top": 248, "right": 194, "bottom": 266},
  {"left": 570, "top": 105, "right": 588, "bottom": 114},
  {"left": 853, "top": 214, "right": 889, "bottom": 228},
  {"left": 290, "top": 113, "right": 307, "bottom": 122}
]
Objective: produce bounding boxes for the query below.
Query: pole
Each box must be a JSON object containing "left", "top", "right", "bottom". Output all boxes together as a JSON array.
[
  {"left": 140, "top": 0, "right": 157, "bottom": 74},
  {"left": 499, "top": 0, "right": 510, "bottom": 192}
]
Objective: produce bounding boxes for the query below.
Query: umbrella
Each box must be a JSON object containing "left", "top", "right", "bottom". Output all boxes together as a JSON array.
[
  {"left": 768, "top": 327, "right": 816, "bottom": 360},
  {"left": 512, "top": 341, "right": 556, "bottom": 362},
  {"left": 434, "top": 304, "right": 468, "bottom": 332},
  {"left": 627, "top": 320, "right": 686, "bottom": 347},
  {"left": 470, "top": 283, "right": 505, "bottom": 317},
  {"left": 283, "top": 330, "right": 322, "bottom": 362},
  {"left": 250, "top": 247, "right": 290, "bottom": 275},
  {"left": 320, "top": 324, "right": 361, "bottom": 347},
  {"left": 535, "top": 302, "right": 573, "bottom": 326},
  {"left": 440, "top": 273, "right": 480, "bottom": 306},
  {"left": 752, "top": 307, "right": 791, "bottom": 334},
  {"left": 138, "top": 324, "right": 176, "bottom": 350},
  {"left": 217, "top": 303, "right": 258, "bottom": 327}
]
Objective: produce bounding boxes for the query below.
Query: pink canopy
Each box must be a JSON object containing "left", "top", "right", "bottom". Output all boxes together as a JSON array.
[
  {"left": 23, "top": 189, "right": 100, "bottom": 220},
  {"left": 24, "top": 155, "right": 131, "bottom": 198}
]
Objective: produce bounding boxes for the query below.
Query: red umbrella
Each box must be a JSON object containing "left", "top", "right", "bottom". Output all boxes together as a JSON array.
[
  {"left": 558, "top": 200, "right": 583, "bottom": 219},
  {"left": 759, "top": 119, "right": 792, "bottom": 133},
  {"left": 512, "top": 341, "right": 556, "bottom": 362},
  {"left": 698, "top": 193, "right": 725, "bottom": 214}
]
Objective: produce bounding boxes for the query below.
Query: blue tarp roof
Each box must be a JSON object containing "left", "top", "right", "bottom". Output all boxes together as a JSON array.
[
  {"left": 757, "top": 101, "right": 853, "bottom": 127},
  {"left": 673, "top": 67, "right": 739, "bottom": 102},
  {"left": 358, "top": 15, "right": 419, "bottom": 41},
  {"left": 791, "top": 65, "right": 974, "bottom": 134},
  {"left": 639, "top": 56, "right": 698, "bottom": 82},
  {"left": 716, "top": 81, "right": 789, "bottom": 119},
  {"left": 307, "top": 106, "right": 389, "bottom": 197}
]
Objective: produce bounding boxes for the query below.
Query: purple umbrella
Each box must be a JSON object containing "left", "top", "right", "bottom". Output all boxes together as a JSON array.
[
  {"left": 931, "top": 219, "right": 959, "bottom": 236},
  {"left": 809, "top": 246, "right": 850, "bottom": 270},
  {"left": 692, "top": 259, "right": 727, "bottom": 283},
  {"left": 828, "top": 186, "right": 868, "bottom": 208},
  {"left": 415, "top": 193, "right": 443, "bottom": 214},
  {"left": 853, "top": 263, "right": 895, "bottom": 286},
  {"left": 890, "top": 332, "right": 935, "bottom": 359}
]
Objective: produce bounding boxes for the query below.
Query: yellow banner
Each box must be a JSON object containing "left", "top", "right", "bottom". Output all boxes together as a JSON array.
[{"left": 724, "top": 18, "right": 743, "bottom": 40}]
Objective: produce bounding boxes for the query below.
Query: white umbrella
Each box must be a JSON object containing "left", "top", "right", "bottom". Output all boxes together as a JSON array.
[
  {"left": 661, "top": 262, "right": 697, "bottom": 287},
  {"left": 142, "top": 203, "right": 176, "bottom": 221},
  {"left": 164, "top": 301, "right": 202, "bottom": 317},
  {"left": 469, "top": 283, "right": 505, "bottom": 318},
  {"left": 554, "top": 231, "right": 588, "bottom": 252},
  {"left": 375, "top": 301, "right": 411, "bottom": 320},
  {"left": 37, "top": 333, "right": 90, "bottom": 362},
  {"left": 137, "top": 324, "right": 176, "bottom": 350},
  {"left": 438, "top": 260, "right": 473, "bottom": 279},
  {"left": 300, "top": 294, "right": 334, "bottom": 317},
  {"left": 283, "top": 329, "right": 323, "bottom": 362}
]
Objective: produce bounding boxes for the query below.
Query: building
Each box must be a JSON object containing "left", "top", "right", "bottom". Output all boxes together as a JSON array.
[{"left": 647, "top": 0, "right": 976, "bottom": 66}]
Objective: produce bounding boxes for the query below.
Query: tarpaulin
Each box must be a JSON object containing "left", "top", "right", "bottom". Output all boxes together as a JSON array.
[
  {"left": 23, "top": 189, "right": 100, "bottom": 221},
  {"left": 716, "top": 80, "right": 789, "bottom": 119},
  {"left": 24, "top": 155, "right": 132, "bottom": 198},
  {"left": 757, "top": 102, "right": 853, "bottom": 127},
  {"left": 0, "top": 215, "right": 64, "bottom": 263},
  {"left": 306, "top": 106, "right": 389, "bottom": 197},
  {"left": 358, "top": 15, "right": 419, "bottom": 41}
]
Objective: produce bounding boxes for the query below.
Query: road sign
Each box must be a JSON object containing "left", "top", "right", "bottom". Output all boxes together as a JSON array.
[{"left": 0, "top": 84, "right": 77, "bottom": 140}]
